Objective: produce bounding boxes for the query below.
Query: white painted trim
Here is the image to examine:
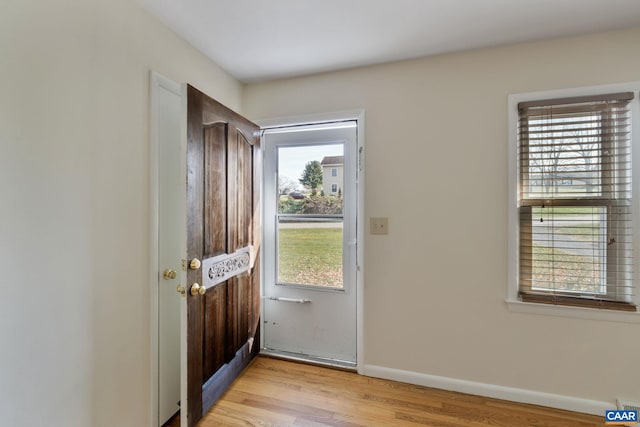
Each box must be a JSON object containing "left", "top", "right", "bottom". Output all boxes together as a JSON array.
[
  {"left": 178, "top": 82, "right": 189, "bottom": 427},
  {"left": 255, "top": 109, "right": 365, "bottom": 372},
  {"left": 362, "top": 364, "right": 612, "bottom": 416},
  {"left": 149, "top": 70, "right": 160, "bottom": 427},
  {"left": 505, "top": 298, "right": 640, "bottom": 323},
  {"left": 507, "top": 81, "right": 640, "bottom": 321},
  {"left": 149, "top": 71, "right": 182, "bottom": 427},
  {"left": 257, "top": 109, "right": 366, "bottom": 130},
  {"left": 355, "top": 112, "right": 365, "bottom": 374},
  {"left": 507, "top": 89, "right": 519, "bottom": 303}
]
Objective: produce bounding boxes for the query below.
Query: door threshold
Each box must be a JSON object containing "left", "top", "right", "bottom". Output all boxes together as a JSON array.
[{"left": 260, "top": 349, "right": 357, "bottom": 372}]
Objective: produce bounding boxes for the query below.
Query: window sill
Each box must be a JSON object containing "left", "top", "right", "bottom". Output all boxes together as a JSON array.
[{"left": 505, "top": 298, "right": 640, "bottom": 323}]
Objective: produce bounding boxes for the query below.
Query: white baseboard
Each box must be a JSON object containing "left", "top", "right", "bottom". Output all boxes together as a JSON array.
[{"left": 362, "top": 364, "right": 611, "bottom": 416}]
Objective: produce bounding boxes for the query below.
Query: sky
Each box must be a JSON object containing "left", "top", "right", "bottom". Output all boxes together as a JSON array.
[{"left": 278, "top": 144, "right": 343, "bottom": 190}]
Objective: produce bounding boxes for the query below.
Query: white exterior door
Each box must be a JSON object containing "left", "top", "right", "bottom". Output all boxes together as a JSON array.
[{"left": 262, "top": 122, "right": 358, "bottom": 366}]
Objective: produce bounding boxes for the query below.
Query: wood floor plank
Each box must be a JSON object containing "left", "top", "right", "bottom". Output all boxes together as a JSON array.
[
  {"left": 200, "top": 400, "right": 296, "bottom": 426},
  {"left": 188, "top": 356, "right": 605, "bottom": 426}
]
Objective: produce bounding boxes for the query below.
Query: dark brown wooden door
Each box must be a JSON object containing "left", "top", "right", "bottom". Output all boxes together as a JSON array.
[{"left": 185, "top": 85, "right": 261, "bottom": 427}]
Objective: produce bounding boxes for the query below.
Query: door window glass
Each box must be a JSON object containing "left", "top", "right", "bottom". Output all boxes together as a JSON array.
[{"left": 276, "top": 144, "right": 344, "bottom": 288}]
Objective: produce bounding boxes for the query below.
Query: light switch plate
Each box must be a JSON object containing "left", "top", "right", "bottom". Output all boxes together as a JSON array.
[{"left": 370, "top": 217, "right": 389, "bottom": 235}]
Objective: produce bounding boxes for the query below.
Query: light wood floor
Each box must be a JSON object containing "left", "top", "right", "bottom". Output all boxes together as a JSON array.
[{"left": 177, "top": 356, "right": 604, "bottom": 426}]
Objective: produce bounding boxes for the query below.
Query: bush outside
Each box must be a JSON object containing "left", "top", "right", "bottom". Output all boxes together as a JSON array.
[{"left": 278, "top": 194, "right": 342, "bottom": 215}]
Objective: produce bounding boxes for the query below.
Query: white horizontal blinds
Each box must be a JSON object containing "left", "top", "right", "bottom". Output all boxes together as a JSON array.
[{"left": 518, "top": 92, "right": 636, "bottom": 311}]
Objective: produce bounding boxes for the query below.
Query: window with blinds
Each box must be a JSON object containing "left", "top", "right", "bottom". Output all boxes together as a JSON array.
[{"left": 517, "top": 92, "right": 636, "bottom": 311}]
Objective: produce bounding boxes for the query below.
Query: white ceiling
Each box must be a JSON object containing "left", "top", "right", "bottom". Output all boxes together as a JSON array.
[{"left": 135, "top": 0, "right": 640, "bottom": 83}]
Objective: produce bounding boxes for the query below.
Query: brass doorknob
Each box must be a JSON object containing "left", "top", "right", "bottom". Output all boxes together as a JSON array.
[
  {"left": 176, "top": 285, "right": 186, "bottom": 297},
  {"left": 190, "top": 283, "right": 206, "bottom": 296},
  {"left": 189, "top": 258, "right": 201, "bottom": 270},
  {"left": 163, "top": 269, "right": 177, "bottom": 280}
]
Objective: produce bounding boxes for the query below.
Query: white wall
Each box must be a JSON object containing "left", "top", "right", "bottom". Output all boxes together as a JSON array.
[
  {"left": 0, "top": 1, "right": 242, "bottom": 426},
  {"left": 243, "top": 27, "right": 640, "bottom": 408},
  {"left": 2, "top": 1, "right": 638, "bottom": 423}
]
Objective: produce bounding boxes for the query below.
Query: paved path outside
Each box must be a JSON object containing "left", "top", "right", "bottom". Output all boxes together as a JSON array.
[{"left": 532, "top": 219, "right": 603, "bottom": 257}]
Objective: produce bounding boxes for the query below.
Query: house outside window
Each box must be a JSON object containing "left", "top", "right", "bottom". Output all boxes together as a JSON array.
[
  {"left": 508, "top": 83, "right": 640, "bottom": 316},
  {"left": 321, "top": 156, "right": 343, "bottom": 196}
]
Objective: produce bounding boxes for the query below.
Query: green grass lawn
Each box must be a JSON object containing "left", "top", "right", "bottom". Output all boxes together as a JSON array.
[
  {"left": 531, "top": 244, "right": 602, "bottom": 292},
  {"left": 278, "top": 227, "right": 343, "bottom": 288}
]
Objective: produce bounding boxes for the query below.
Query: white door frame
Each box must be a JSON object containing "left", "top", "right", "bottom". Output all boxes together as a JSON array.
[
  {"left": 149, "top": 71, "right": 187, "bottom": 427},
  {"left": 256, "top": 110, "right": 365, "bottom": 373},
  {"left": 150, "top": 92, "right": 366, "bottom": 426}
]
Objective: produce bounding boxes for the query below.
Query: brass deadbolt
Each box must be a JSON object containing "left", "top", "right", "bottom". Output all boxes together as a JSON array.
[
  {"left": 176, "top": 285, "right": 186, "bottom": 297},
  {"left": 190, "top": 283, "right": 206, "bottom": 296},
  {"left": 189, "top": 258, "right": 201, "bottom": 270},
  {"left": 163, "top": 269, "right": 177, "bottom": 280}
]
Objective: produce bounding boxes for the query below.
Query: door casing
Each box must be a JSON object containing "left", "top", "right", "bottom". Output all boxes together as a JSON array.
[{"left": 149, "top": 71, "right": 185, "bottom": 427}]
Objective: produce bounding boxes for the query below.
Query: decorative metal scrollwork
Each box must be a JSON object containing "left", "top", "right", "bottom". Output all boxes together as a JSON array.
[{"left": 202, "top": 246, "right": 253, "bottom": 288}]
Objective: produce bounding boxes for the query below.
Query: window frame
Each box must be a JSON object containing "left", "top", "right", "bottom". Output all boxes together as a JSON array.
[{"left": 507, "top": 82, "right": 640, "bottom": 322}]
